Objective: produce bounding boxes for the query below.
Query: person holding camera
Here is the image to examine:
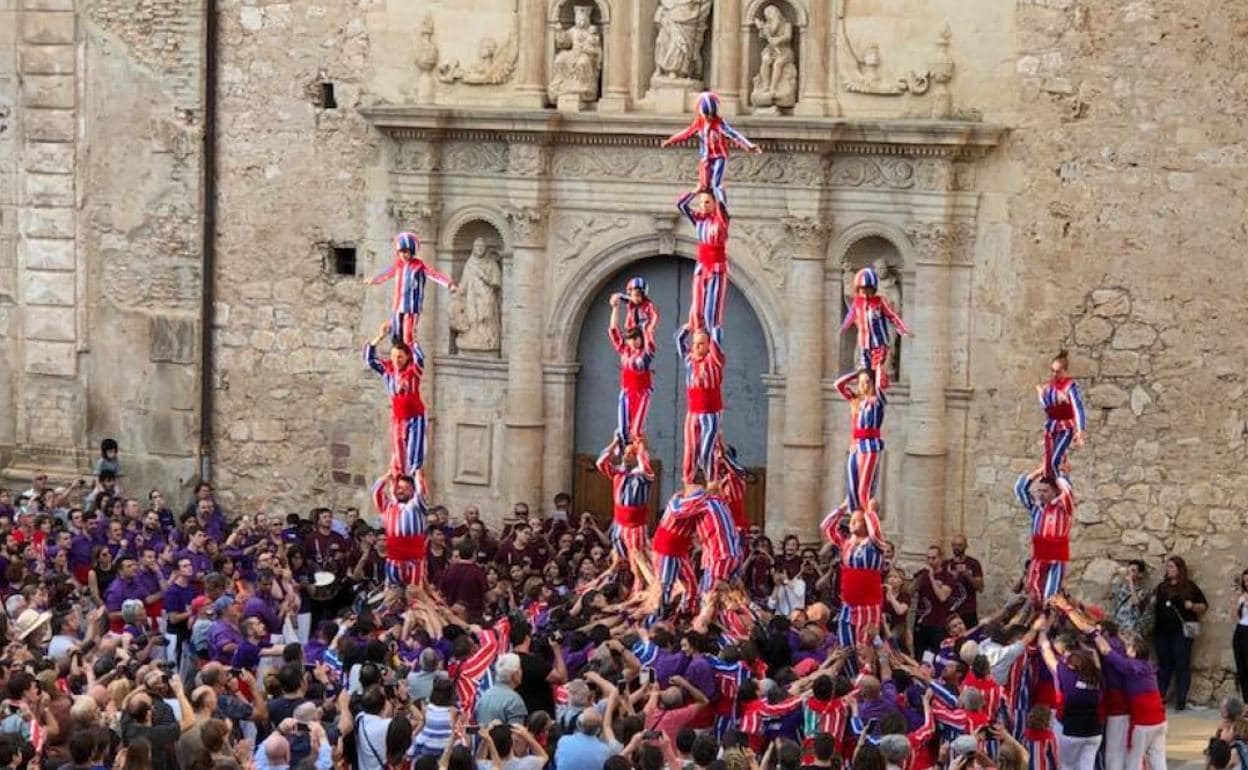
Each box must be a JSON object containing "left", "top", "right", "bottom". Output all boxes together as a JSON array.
[{"left": 118, "top": 666, "right": 195, "bottom": 770}]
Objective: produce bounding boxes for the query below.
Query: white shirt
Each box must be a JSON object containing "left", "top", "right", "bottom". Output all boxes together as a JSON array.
[
  {"left": 980, "top": 639, "right": 1025, "bottom": 684},
  {"left": 354, "top": 713, "right": 391, "bottom": 770}
]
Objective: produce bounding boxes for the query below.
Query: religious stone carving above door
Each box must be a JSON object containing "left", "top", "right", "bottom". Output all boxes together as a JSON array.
[
  {"left": 750, "top": 5, "right": 798, "bottom": 112},
  {"left": 652, "top": 0, "right": 713, "bottom": 84},
  {"left": 437, "top": 33, "right": 519, "bottom": 85},
  {"left": 548, "top": 5, "right": 603, "bottom": 110}
]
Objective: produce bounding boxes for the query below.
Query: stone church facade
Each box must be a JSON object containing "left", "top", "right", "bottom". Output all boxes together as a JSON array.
[{"left": 1, "top": 0, "right": 1246, "bottom": 700}]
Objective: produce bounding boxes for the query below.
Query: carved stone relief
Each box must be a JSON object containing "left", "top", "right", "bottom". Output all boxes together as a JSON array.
[
  {"left": 829, "top": 157, "right": 916, "bottom": 189},
  {"left": 652, "top": 0, "right": 713, "bottom": 84},
  {"left": 552, "top": 214, "right": 632, "bottom": 262},
  {"left": 840, "top": 5, "right": 958, "bottom": 111},
  {"left": 550, "top": 146, "right": 824, "bottom": 187},
  {"left": 414, "top": 14, "right": 439, "bottom": 104},
  {"left": 750, "top": 5, "right": 798, "bottom": 111},
  {"left": 442, "top": 141, "right": 508, "bottom": 174},
  {"left": 548, "top": 5, "right": 602, "bottom": 108},
  {"left": 438, "top": 33, "right": 519, "bottom": 85},
  {"left": 508, "top": 143, "right": 548, "bottom": 178},
  {"left": 905, "top": 221, "right": 977, "bottom": 265},
  {"left": 449, "top": 237, "right": 503, "bottom": 354},
  {"left": 387, "top": 199, "right": 439, "bottom": 235},
  {"left": 504, "top": 206, "right": 547, "bottom": 247},
  {"left": 733, "top": 221, "right": 787, "bottom": 290},
  {"left": 393, "top": 142, "right": 437, "bottom": 173}
]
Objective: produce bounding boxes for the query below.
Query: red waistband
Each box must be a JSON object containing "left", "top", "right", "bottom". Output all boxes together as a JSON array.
[
  {"left": 688, "top": 387, "right": 723, "bottom": 413},
  {"left": 697, "top": 242, "right": 727, "bottom": 269},
  {"left": 852, "top": 428, "right": 881, "bottom": 440},
  {"left": 1032, "top": 535, "right": 1070, "bottom": 562},
  {"left": 1046, "top": 403, "right": 1075, "bottom": 421},
  {"left": 145, "top": 598, "right": 164, "bottom": 618},
  {"left": 1104, "top": 690, "right": 1128, "bottom": 715},
  {"left": 1127, "top": 691, "right": 1166, "bottom": 726},
  {"left": 392, "top": 392, "right": 426, "bottom": 420},
  {"left": 729, "top": 498, "right": 748, "bottom": 528},
  {"left": 841, "top": 567, "right": 884, "bottom": 606},
  {"left": 620, "top": 368, "right": 652, "bottom": 392},
  {"left": 387, "top": 534, "right": 427, "bottom": 561},
  {"left": 654, "top": 526, "right": 691, "bottom": 556},
  {"left": 1023, "top": 728, "right": 1055, "bottom": 743},
  {"left": 614, "top": 504, "right": 649, "bottom": 527}
]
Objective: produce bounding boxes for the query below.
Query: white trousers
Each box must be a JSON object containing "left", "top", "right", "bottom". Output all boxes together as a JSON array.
[
  {"left": 1103, "top": 715, "right": 1129, "bottom": 770},
  {"left": 1123, "top": 722, "right": 1166, "bottom": 770},
  {"left": 1057, "top": 733, "right": 1101, "bottom": 770}
]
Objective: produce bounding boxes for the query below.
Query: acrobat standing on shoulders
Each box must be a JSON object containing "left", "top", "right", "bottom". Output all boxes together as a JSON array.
[
  {"left": 614, "top": 277, "right": 661, "bottom": 346},
  {"left": 372, "top": 472, "right": 429, "bottom": 589},
  {"left": 364, "top": 321, "right": 428, "bottom": 478},
  {"left": 662, "top": 91, "right": 761, "bottom": 210},
  {"left": 677, "top": 188, "right": 730, "bottom": 332},
  {"left": 1036, "top": 349, "right": 1087, "bottom": 477},
  {"left": 834, "top": 367, "right": 888, "bottom": 513},
  {"left": 820, "top": 499, "right": 887, "bottom": 649},
  {"left": 594, "top": 436, "right": 658, "bottom": 592},
  {"left": 841, "top": 266, "right": 912, "bottom": 390},
  {"left": 1014, "top": 467, "right": 1075, "bottom": 604},
  {"left": 364, "top": 231, "right": 458, "bottom": 346},
  {"left": 677, "top": 322, "right": 725, "bottom": 485},
  {"left": 608, "top": 294, "right": 656, "bottom": 446}
]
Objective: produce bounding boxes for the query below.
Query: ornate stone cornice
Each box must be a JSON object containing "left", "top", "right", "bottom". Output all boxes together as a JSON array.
[
  {"left": 504, "top": 205, "right": 547, "bottom": 247},
  {"left": 388, "top": 199, "right": 441, "bottom": 234},
  {"left": 782, "top": 216, "right": 832, "bottom": 258},
  {"left": 362, "top": 106, "right": 1006, "bottom": 160}
]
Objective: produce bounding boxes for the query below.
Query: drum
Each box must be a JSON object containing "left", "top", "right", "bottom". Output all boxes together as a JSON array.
[{"left": 309, "top": 571, "right": 338, "bottom": 602}]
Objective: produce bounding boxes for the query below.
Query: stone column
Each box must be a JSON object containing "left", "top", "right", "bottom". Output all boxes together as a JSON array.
[
  {"left": 599, "top": 7, "right": 631, "bottom": 112},
  {"left": 514, "top": 0, "right": 548, "bottom": 107},
  {"left": 794, "top": 1, "right": 828, "bottom": 115},
  {"left": 502, "top": 205, "right": 547, "bottom": 508},
  {"left": 899, "top": 221, "right": 956, "bottom": 558},
  {"left": 779, "top": 217, "right": 830, "bottom": 536},
  {"left": 713, "top": 0, "right": 743, "bottom": 113}
]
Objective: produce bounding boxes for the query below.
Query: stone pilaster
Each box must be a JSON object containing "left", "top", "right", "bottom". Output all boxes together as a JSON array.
[
  {"left": 598, "top": 7, "right": 631, "bottom": 112},
  {"left": 713, "top": 0, "right": 743, "bottom": 113},
  {"left": 794, "top": 0, "right": 829, "bottom": 116},
  {"left": 16, "top": 0, "right": 83, "bottom": 457},
  {"left": 502, "top": 204, "right": 547, "bottom": 508},
  {"left": 513, "top": 0, "right": 548, "bottom": 107},
  {"left": 779, "top": 217, "right": 830, "bottom": 535},
  {"left": 899, "top": 220, "right": 964, "bottom": 557}
]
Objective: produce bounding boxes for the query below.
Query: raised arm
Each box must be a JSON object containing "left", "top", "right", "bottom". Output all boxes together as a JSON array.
[
  {"left": 675, "top": 324, "right": 692, "bottom": 359},
  {"left": 833, "top": 371, "right": 857, "bottom": 401},
  {"left": 676, "top": 191, "right": 698, "bottom": 227},
  {"left": 1014, "top": 472, "right": 1036, "bottom": 509},
  {"left": 595, "top": 440, "right": 619, "bottom": 479},
  {"left": 364, "top": 322, "right": 391, "bottom": 376}
]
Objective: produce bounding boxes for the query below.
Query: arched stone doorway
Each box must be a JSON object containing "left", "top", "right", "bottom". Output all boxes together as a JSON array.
[{"left": 570, "top": 255, "right": 770, "bottom": 524}]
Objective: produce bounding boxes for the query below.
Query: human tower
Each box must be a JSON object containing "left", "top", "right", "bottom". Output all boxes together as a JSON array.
[{"left": 354, "top": 92, "right": 1090, "bottom": 635}]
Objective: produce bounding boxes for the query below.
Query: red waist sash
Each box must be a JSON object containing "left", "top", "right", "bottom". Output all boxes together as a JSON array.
[
  {"left": 688, "top": 386, "right": 723, "bottom": 413},
  {"left": 729, "top": 498, "right": 748, "bottom": 529},
  {"left": 653, "top": 526, "right": 691, "bottom": 556},
  {"left": 1127, "top": 691, "right": 1166, "bottom": 727},
  {"left": 852, "top": 428, "right": 881, "bottom": 440},
  {"left": 387, "top": 534, "right": 427, "bottom": 561},
  {"left": 614, "top": 503, "right": 649, "bottom": 527},
  {"left": 1032, "top": 535, "right": 1070, "bottom": 562},
  {"left": 697, "top": 242, "right": 727, "bottom": 270},
  {"left": 620, "top": 368, "right": 653, "bottom": 392},
  {"left": 1046, "top": 403, "right": 1075, "bottom": 421},
  {"left": 392, "top": 392, "right": 426, "bottom": 420},
  {"left": 841, "top": 567, "right": 883, "bottom": 607}
]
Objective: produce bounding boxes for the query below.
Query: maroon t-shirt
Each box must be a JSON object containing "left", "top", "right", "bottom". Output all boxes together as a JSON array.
[
  {"left": 943, "top": 555, "right": 984, "bottom": 618},
  {"left": 914, "top": 567, "right": 956, "bottom": 629},
  {"left": 438, "top": 560, "right": 489, "bottom": 621}
]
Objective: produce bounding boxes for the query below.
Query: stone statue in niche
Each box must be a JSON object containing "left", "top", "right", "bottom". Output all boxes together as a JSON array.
[
  {"left": 652, "top": 0, "right": 713, "bottom": 83},
  {"left": 548, "top": 5, "right": 602, "bottom": 108},
  {"left": 438, "top": 34, "right": 519, "bottom": 85},
  {"left": 449, "top": 237, "right": 503, "bottom": 353},
  {"left": 414, "top": 14, "right": 439, "bottom": 104},
  {"left": 750, "top": 5, "right": 797, "bottom": 111},
  {"left": 929, "top": 24, "right": 955, "bottom": 119}
]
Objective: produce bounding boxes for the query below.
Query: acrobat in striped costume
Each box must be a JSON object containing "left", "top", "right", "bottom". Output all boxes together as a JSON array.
[
  {"left": 1038, "top": 374, "right": 1086, "bottom": 478},
  {"left": 677, "top": 325, "right": 725, "bottom": 485},
  {"left": 373, "top": 475, "right": 428, "bottom": 586},
  {"left": 677, "top": 190, "right": 730, "bottom": 332},
  {"left": 696, "top": 492, "right": 742, "bottom": 594},
  {"left": 595, "top": 441, "right": 654, "bottom": 565},
  {"left": 1014, "top": 471, "right": 1075, "bottom": 603},
  {"left": 662, "top": 91, "right": 758, "bottom": 210},
  {"left": 840, "top": 267, "right": 909, "bottom": 388},
  {"left": 821, "top": 503, "right": 887, "bottom": 648},
  {"left": 449, "top": 618, "right": 510, "bottom": 727},
  {"left": 651, "top": 488, "right": 708, "bottom": 619},
  {"left": 367, "top": 232, "right": 453, "bottom": 346},
  {"left": 365, "top": 340, "right": 428, "bottom": 477},
  {"left": 713, "top": 444, "right": 750, "bottom": 544},
  {"left": 609, "top": 323, "right": 655, "bottom": 446},
  {"left": 618, "top": 277, "right": 661, "bottom": 342},
  {"left": 834, "top": 369, "right": 888, "bottom": 513}
]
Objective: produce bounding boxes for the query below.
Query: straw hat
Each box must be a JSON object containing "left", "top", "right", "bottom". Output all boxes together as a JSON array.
[{"left": 13, "top": 608, "right": 52, "bottom": 641}]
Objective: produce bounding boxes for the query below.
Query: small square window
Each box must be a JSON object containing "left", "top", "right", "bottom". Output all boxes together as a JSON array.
[
  {"left": 330, "top": 245, "right": 356, "bottom": 276},
  {"left": 320, "top": 82, "right": 337, "bottom": 109}
]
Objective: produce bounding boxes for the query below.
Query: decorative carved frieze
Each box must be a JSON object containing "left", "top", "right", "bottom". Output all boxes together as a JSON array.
[
  {"left": 550, "top": 146, "right": 825, "bottom": 187},
  {"left": 392, "top": 141, "right": 437, "bottom": 173},
  {"left": 508, "top": 143, "right": 549, "bottom": 178},
  {"left": 733, "top": 221, "right": 787, "bottom": 289},
  {"left": 829, "top": 157, "right": 915, "bottom": 189},
  {"left": 443, "top": 141, "right": 508, "bottom": 174},
  {"left": 388, "top": 199, "right": 440, "bottom": 235},
  {"left": 552, "top": 214, "right": 631, "bottom": 262},
  {"left": 781, "top": 217, "right": 833, "bottom": 255}
]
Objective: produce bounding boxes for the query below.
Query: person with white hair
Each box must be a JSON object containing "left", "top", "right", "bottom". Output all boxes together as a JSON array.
[
  {"left": 475, "top": 652, "right": 526, "bottom": 726},
  {"left": 878, "top": 734, "right": 911, "bottom": 770},
  {"left": 553, "top": 694, "right": 621, "bottom": 770}
]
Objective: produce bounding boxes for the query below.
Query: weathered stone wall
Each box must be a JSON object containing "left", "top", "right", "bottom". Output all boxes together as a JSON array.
[
  {"left": 0, "top": 0, "right": 19, "bottom": 461},
  {"left": 964, "top": 0, "right": 1248, "bottom": 704}
]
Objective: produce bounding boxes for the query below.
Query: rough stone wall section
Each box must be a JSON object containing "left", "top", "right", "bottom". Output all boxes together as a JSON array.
[
  {"left": 0, "top": 0, "right": 20, "bottom": 456},
  {"left": 17, "top": 0, "right": 83, "bottom": 456},
  {"left": 967, "top": 0, "right": 1248, "bottom": 705},
  {"left": 210, "top": 0, "right": 380, "bottom": 513}
]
